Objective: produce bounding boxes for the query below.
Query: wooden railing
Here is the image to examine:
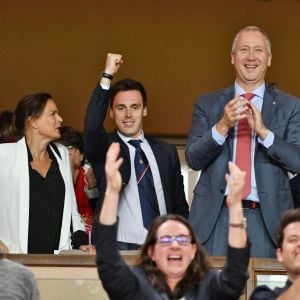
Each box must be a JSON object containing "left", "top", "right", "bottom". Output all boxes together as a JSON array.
[{"left": 5, "top": 253, "right": 287, "bottom": 300}]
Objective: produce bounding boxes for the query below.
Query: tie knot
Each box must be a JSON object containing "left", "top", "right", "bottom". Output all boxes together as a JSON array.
[
  {"left": 243, "top": 93, "right": 256, "bottom": 101},
  {"left": 128, "top": 139, "right": 141, "bottom": 149}
]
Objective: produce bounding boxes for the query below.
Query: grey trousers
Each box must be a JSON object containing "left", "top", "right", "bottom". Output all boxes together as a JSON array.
[{"left": 203, "top": 205, "right": 276, "bottom": 258}]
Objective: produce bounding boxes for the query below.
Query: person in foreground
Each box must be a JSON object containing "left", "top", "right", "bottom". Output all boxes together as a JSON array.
[
  {"left": 250, "top": 208, "right": 300, "bottom": 300},
  {"left": 0, "top": 92, "right": 94, "bottom": 254},
  {"left": 0, "top": 251, "right": 40, "bottom": 300},
  {"left": 95, "top": 142, "right": 250, "bottom": 300}
]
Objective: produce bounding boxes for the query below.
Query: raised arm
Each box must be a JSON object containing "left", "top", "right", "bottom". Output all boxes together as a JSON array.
[
  {"left": 99, "top": 142, "right": 123, "bottom": 225},
  {"left": 225, "top": 161, "right": 247, "bottom": 248},
  {"left": 83, "top": 53, "right": 123, "bottom": 163}
]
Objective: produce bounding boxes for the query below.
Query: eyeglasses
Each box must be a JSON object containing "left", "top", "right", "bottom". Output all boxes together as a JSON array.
[{"left": 156, "top": 235, "right": 192, "bottom": 246}]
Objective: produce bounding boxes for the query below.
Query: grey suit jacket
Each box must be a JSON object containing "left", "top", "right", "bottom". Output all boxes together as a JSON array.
[{"left": 186, "top": 84, "right": 300, "bottom": 244}]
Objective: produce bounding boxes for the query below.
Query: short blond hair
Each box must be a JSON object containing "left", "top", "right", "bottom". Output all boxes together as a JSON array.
[{"left": 231, "top": 26, "right": 272, "bottom": 54}]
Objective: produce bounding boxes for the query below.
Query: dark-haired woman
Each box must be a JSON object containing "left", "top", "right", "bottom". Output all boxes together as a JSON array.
[
  {"left": 95, "top": 143, "right": 250, "bottom": 300},
  {"left": 0, "top": 93, "right": 94, "bottom": 254}
]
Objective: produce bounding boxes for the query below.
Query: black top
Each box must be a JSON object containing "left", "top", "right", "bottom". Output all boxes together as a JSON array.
[
  {"left": 96, "top": 221, "right": 250, "bottom": 300},
  {"left": 27, "top": 145, "right": 65, "bottom": 253}
]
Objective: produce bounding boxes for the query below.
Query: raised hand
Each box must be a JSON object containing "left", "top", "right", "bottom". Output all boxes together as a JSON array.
[
  {"left": 104, "top": 53, "right": 123, "bottom": 76},
  {"left": 225, "top": 161, "right": 246, "bottom": 208}
]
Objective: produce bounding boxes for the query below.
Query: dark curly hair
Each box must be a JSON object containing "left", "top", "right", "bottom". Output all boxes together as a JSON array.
[
  {"left": 135, "top": 214, "right": 210, "bottom": 299},
  {"left": 276, "top": 208, "right": 300, "bottom": 248}
]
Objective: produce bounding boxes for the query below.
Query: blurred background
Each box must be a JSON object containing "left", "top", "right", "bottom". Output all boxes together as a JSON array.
[{"left": 1, "top": 0, "right": 299, "bottom": 135}]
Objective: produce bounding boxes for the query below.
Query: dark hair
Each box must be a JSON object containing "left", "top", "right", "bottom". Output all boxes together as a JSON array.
[
  {"left": 57, "top": 126, "right": 84, "bottom": 154},
  {"left": 14, "top": 92, "right": 52, "bottom": 134},
  {"left": 135, "top": 214, "right": 210, "bottom": 299},
  {"left": 109, "top": 78, "right": 147, "bottom": 108},
  {"left": 277, "top": 208, "right": 300, "bottom": 248},
  {"left": 0, "top": 110, "right": 17, "bottom": 143}
]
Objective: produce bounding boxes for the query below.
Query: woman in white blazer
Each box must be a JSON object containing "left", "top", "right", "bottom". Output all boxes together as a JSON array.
[{"left": 0, "top": 92, "right": 94, "bottom": 254}]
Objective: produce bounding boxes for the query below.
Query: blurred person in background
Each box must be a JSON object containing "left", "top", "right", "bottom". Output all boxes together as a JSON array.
[{"left": 57, "top": 126, "right": 98, "bottom": 242}]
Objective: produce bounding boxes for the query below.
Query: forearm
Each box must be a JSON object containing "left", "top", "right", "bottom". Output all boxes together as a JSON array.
[
  {"left": 228, "top": 204, "right": 247, "bottom": 248},
  {"left": 267, "top": 135, "right": 300, "bottom": 173},
  {"left": 99, "top": 190, "right": 119, "bottom": 225},
  {"left": 186, "top": 132, "right": 222, "bottom": 170}
]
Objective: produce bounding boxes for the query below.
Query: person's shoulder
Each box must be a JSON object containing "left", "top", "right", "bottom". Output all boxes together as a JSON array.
[
  {"left": 1, "top": 258, "right": 33, "bottom": 275},
  {"left": 146, "top": 136, "right": 177, "bottom": 151},
  {"left": 266, "top": 85, "right": 300, "bottom": 103},
  {"left": 0, "top": 138, "right": 19, "bottom": 158},
  {"left": 195, "top": 86, "right": 233, "bottom": 103}
]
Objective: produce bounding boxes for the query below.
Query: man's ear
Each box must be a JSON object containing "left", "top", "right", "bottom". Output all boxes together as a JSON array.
[
  {"left": 276, "top": 248, "right": 283, "bottom": 262},
  {"left": 267, "top": 53, "right": 272, "bottom": 67},
  {"left": 143, "top": 107, "right": 147, "bottom": 117},
  {"left": 230, "top": 53, "right": 235, "bottom": 65},
  {"left": 109, "top": 109, "right": 114, "bottom": 119}
]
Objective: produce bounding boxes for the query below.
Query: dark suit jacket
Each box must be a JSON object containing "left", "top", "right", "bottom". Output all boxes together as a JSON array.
[
  {"left": 84, "top": 85, "right": 189, "bottom": 221},
  {"left": 96, "top": 221, "right": 249, "bottom": 300},
  {"left": 186, "top": 84, "right": 300, "bottom": 245}
]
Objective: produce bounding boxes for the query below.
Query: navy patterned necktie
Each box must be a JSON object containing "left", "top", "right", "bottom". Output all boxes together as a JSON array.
[{"left": 128, "top": 140, "right": 160, "bottom": 229}]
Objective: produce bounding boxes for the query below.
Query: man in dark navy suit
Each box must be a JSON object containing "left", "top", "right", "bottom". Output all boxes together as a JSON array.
[{"left": 84, "top": 53, "right": 188, "bottom": 250}]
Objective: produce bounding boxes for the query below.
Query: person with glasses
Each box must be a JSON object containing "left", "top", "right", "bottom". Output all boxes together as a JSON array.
[{"left": 95, "top": 142, "right": 250, "bottom": 300}]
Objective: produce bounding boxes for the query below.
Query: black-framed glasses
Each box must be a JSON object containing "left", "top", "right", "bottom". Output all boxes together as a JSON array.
[{"left": 156, "top": 235, "right": 192, "bottom": 246}]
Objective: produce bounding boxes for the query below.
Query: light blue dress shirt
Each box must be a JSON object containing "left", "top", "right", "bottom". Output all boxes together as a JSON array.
[{"left": 212, "top": 82, "right": 274, "bottom": 202}]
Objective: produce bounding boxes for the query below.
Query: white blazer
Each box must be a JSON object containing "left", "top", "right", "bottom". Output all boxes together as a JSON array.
[{"left": 0, "top": 137, "right": 85, "bottom": 253}]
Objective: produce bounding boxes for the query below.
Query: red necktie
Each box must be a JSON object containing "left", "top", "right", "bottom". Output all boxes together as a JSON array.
[{"left": 235, "top": 93, "right": 255, "bottom": 199}]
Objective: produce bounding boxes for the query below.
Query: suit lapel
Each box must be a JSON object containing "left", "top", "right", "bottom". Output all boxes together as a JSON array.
[
  {"left": 16, "top": 138, "right": 30, "bottom": 253},
  {"left": 262, "top": 86, "right": 278, "bottom": 130},
  {"left": 221, "top": 86, "right": 235, "bottom": 157},
  {"left": 146, "top": 137, "right": 171, "bottom": 211}
]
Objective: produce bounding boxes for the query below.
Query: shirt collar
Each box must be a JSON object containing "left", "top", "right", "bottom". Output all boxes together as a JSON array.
[
  {"left": 117, "top": 131, "right": 145, "bottom": 144},
  {"left": 234, "top": 81, "right": 265, "bottom": 99}
]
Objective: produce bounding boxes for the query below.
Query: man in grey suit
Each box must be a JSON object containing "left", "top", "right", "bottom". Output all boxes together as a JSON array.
[{"left": 186, "top": 25, "right": 300, "bottom": 258}]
